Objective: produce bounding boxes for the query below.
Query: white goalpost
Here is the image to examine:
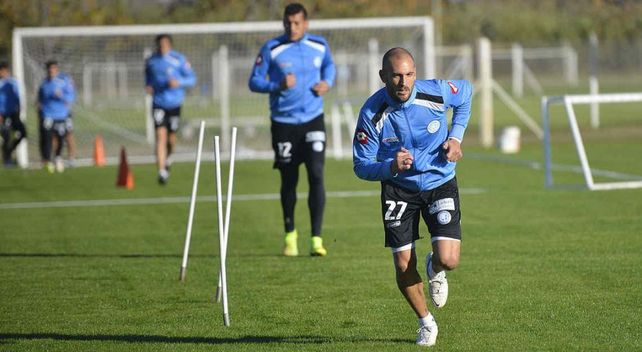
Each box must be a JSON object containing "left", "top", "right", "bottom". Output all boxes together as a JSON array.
[
  {"left": 542, "top": 92, "right": 642, "bottom": 191},
  {"left": 12, "top": 17, "right": 435, "bottom": 167}
]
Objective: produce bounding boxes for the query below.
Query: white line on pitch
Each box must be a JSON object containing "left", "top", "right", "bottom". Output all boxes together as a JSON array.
[{"left": 0, "top": 188, "right": 486, "bottom": 210}]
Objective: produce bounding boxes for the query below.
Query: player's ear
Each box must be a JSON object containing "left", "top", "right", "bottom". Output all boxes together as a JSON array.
[{"left": 379, "top": 69, "right": 385, "bottom": 83}]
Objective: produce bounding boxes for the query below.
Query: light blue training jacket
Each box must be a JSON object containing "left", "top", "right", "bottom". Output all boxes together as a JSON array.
[
  {"left": 249, "top": 33, "right": 336, "bottom": 124},
  {"left": 353, "top": 79, "right": 473, "bottom": 192},
  {"left": 145, "top": 49, "right": 197, "bottom": 110},
  {"left": 38, "top": 72, "right": 75, "bottom": 120},
  {"left": 0, "top": 77, "right": 20, "bottom": 116}
]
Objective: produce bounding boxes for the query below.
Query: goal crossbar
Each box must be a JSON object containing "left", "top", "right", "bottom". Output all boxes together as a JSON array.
[
  {"left": 13, "top": 17, "right": 433, "bottom": 37},
  {"left": 542, "top": 92, "right": 642, "bottom": 191}
]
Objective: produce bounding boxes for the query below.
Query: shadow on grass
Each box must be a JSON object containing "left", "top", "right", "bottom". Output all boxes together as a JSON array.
[
  {"left": 0, "top": 253, "right": 205, "bottom": 259},
  {"left": 0, "top": 253, "right": 317, "bottom": 259},
  {"left": 0, "top": 332, "right": 409, "bottom": 345},
  {"left": 0, "top": 333, "right": 331, "bottom": 345}
]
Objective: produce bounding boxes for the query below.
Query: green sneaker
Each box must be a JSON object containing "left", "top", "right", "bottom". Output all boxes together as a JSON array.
[
  {"left": 310, "top": 236, "right": 327, "bottom": 257},
  {"left": 283, "top": 230, "right": 298, "bottom": 256}
]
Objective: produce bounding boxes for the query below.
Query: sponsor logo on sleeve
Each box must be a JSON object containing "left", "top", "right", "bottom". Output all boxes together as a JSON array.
[
  {"left": 382, "top": 136, "right": 399, "bottom": 143},
  {"left": 447, "top": 81, "right": 459, "bottom": 94},
  {"left": 356, "top": 128, "right": 368, "bottom": 144}
]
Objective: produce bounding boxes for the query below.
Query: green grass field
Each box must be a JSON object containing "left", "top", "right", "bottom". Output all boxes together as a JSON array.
[{"left": 1, "top": 140, "right": 641, "bottom": 351}]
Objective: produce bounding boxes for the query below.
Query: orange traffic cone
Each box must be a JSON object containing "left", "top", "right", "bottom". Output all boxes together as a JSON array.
[
  {"left": 94, "top": 135, "right": 106, "bottom": 167},
  {"left": 116, "top": 147, "right": 134, "bottom": 189}
]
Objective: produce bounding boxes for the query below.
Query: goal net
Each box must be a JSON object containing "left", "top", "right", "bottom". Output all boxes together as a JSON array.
[
  {"left": 542, "top": 92, "right": 642, "bottom": 190},
  {"left": 13, "top": 17, "right": 434, "bottom": 167}
]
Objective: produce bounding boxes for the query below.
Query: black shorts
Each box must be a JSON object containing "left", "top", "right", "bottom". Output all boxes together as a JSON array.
[
  {"left": 270, "top": 114, "right": 325, "bottom": 169},
  {"left": 152, "top": 106, "right": 181, "bottom": 132},
  {"left": 41, "top": 117, "right": 72, "bottom": 138},
  {"left": 381, "top": 177, "right": 462, "bottom": 248},
  {"left": 1, "top": 113, "right": 26, "bottom": 132}
]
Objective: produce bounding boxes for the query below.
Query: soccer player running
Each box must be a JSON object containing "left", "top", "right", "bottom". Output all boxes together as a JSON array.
[
  {"left": 249, "top": 3, "right": 335, "bottom": 257},
  {"left": 0, "top": 62, "right": 27, "bottom": 167},
  {"left": 145, "top": 34, "right": 197, "bottom": 185},
  {"left": 37, "top": 60, "right": 75, "bottom": 173},
  {"left": 353, "top": 48, "right": 472, "bottom": 347}
]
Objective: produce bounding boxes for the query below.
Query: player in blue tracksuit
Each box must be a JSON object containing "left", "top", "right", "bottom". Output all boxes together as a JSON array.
[
  {"left": 145, "top": 33, "right": 197, "bottom": 184},
  {"left": 353, "top": 48, "right": 472, "bottom": 347},
  {"left": 0, "top": 62, "right": 26, "bottom": 166},
  {"left": 37, "top": 60, "right": 75, "bottom": 172},
  {"left": 249, "top": 3, "right": 335, "bottom": 257}
]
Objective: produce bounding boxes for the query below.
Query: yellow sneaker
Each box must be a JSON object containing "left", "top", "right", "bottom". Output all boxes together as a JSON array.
[
  {"left": 310, "top": 236, "right": 327, "bottom": 257},
  {"left": 44, "top": 162, "right": 55, "bottom": 174},
  {"left": 283, "top": 230, "right": 298, "bottom": 256}
]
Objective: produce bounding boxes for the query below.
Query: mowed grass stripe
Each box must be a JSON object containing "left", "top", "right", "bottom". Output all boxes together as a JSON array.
[{"left": 0, "top": 188, "right": 488, "bottom": 210}]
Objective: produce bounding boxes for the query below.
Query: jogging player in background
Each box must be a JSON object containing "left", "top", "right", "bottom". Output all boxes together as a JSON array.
[
  {"left": 249, "top": 2, "right": 336, "bottom": 257},
  {"left": 145, "top": 33, "right": 197, "bottom": 185},
  {"left": 37, "top": 60, "right": 75, "bottom": 173},
  {"left": 0, "top": 62, "right": 26, "bottom": 167},
  {"left": 353, "top": 48, "right": 472, "bottom": 347}
]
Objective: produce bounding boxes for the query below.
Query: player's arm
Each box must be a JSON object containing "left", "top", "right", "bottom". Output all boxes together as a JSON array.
[
  {"left": 443, "top": 80, "right": 473, "bottom": 162},
  {"left": 144, "top": 60, "right": 154, "bottom": 95},
  {"left": 248, "top": 44, "right": 280, "bottom": 93},
  {"left": 176, "top": 56, "right": 197, "bottom": 89},
  {"left": 312, "top": 40, "right": 336, "bottom": 96},
  {"left": 352, "top": 109, "right": 397, "bottom": 181},
  {"left": 36, "top": 85, "right": 44, "bottom": 109},
  {"left": 11, "top": 79, "right": 20, "bottom": 110},
  {"left": 63, "top": 76, "right": 76, "bottom": 105}
]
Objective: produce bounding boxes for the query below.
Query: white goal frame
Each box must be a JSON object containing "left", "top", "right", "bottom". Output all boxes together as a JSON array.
[
  {"left": 542, "top": 92, "right": 642, "bottom": 191},
  {"left": 12, "top": 17, "right": 435, "bottom": 167}
]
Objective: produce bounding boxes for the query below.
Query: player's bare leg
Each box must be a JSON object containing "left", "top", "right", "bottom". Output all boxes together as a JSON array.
[
  {"left": 156, "top": 127, "right": 169, "bottom": 184},
  {"left": 393, "top": 247, "right": 438, "bottom": 346},
  {"left": 427, "top": 239, "right": 460, "bottom": 308},
  {"left": 52, "top": 134, "right": 65, "bottom": 173},
  {"left": 65, "top": 131, "right": 76, "bottom": 167},
  {"left": 166, "top": 131, "right": 176, "bottom": 172}
]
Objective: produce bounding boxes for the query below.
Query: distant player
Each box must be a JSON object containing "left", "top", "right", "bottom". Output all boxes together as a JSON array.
[
  {"left": 353, "top": 48, "right": 472, "bottom": 346},
  {"left": 249, "top": 3, "right": 335, "bottom": 257},
  {"left": 145, "top": 33, "right": 197, "bottom": 185},
  {"left": 37, "top": 60, "right": 75, "bottom": 173},
  {"left": 0, "top": 62, "right": 26, "bottom": 167}
]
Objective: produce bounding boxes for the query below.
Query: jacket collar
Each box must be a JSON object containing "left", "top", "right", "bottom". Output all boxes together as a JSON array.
[
  {"left": 279, "top": 33, "right": 309, "bottom": 44},
  {"left": 383, "top": 84, "right": 417, "bottom": 110}
]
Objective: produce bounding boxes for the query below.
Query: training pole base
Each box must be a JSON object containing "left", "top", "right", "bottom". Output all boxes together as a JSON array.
[{"left": 179, "top": 267, "right": 186, "bottom": 282}]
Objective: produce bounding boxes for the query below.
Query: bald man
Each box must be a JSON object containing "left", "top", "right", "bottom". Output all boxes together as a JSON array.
[{"left": 353, "top": 48, "right": 472, "bottom": 347}]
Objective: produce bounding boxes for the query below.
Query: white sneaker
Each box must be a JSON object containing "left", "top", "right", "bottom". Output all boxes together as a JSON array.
[
  {"left": 416, "top": 323, "right": 438, "bottom": 346},
  {"left": 426, "top": 253, "right": 448, "bottom": 308},
  {"left": 54, "top": 157, "right": 65, "bottom": 173}
]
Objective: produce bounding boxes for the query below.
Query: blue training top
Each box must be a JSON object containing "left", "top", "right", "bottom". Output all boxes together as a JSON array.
[
  {"left": 0, "top": 76, "right": 20, "bottom": 116},
  {"left": 38, "top": 72, "right": 75, "bottom": 120},
  {"left": 353, "top": 79, "right": 473, "bottom": 192},
  {"left": 145, "top": 49, "right": 197, "bottom": 110},
  {"left": 248, "top": 33, "right": 336, "bottom": 124}
]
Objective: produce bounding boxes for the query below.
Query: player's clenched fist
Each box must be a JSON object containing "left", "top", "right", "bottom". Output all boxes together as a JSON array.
[
  {"left": 392, "top": 147, "right": 414, "bottom": 174},
  {"left": 280, "top": 73, "right": 296, "bottom": 90},
  {"left": 442, "top": 138, "right": 463, "bottom": 162}
]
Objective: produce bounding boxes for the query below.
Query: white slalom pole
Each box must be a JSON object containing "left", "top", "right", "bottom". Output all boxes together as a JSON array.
[
  {"left": 216, "top": 127, "right": 237, "bottom": 302},
  {"left": 179, "top": 120, "right": 206, "bottom": 282},
  {"left": 214, "top": 136, "right": 230, "bottom": 327}
]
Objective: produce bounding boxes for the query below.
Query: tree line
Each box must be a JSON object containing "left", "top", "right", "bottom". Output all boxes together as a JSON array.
[{"left": 1, "top": 0, "right": 641, "bottom": 59}]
